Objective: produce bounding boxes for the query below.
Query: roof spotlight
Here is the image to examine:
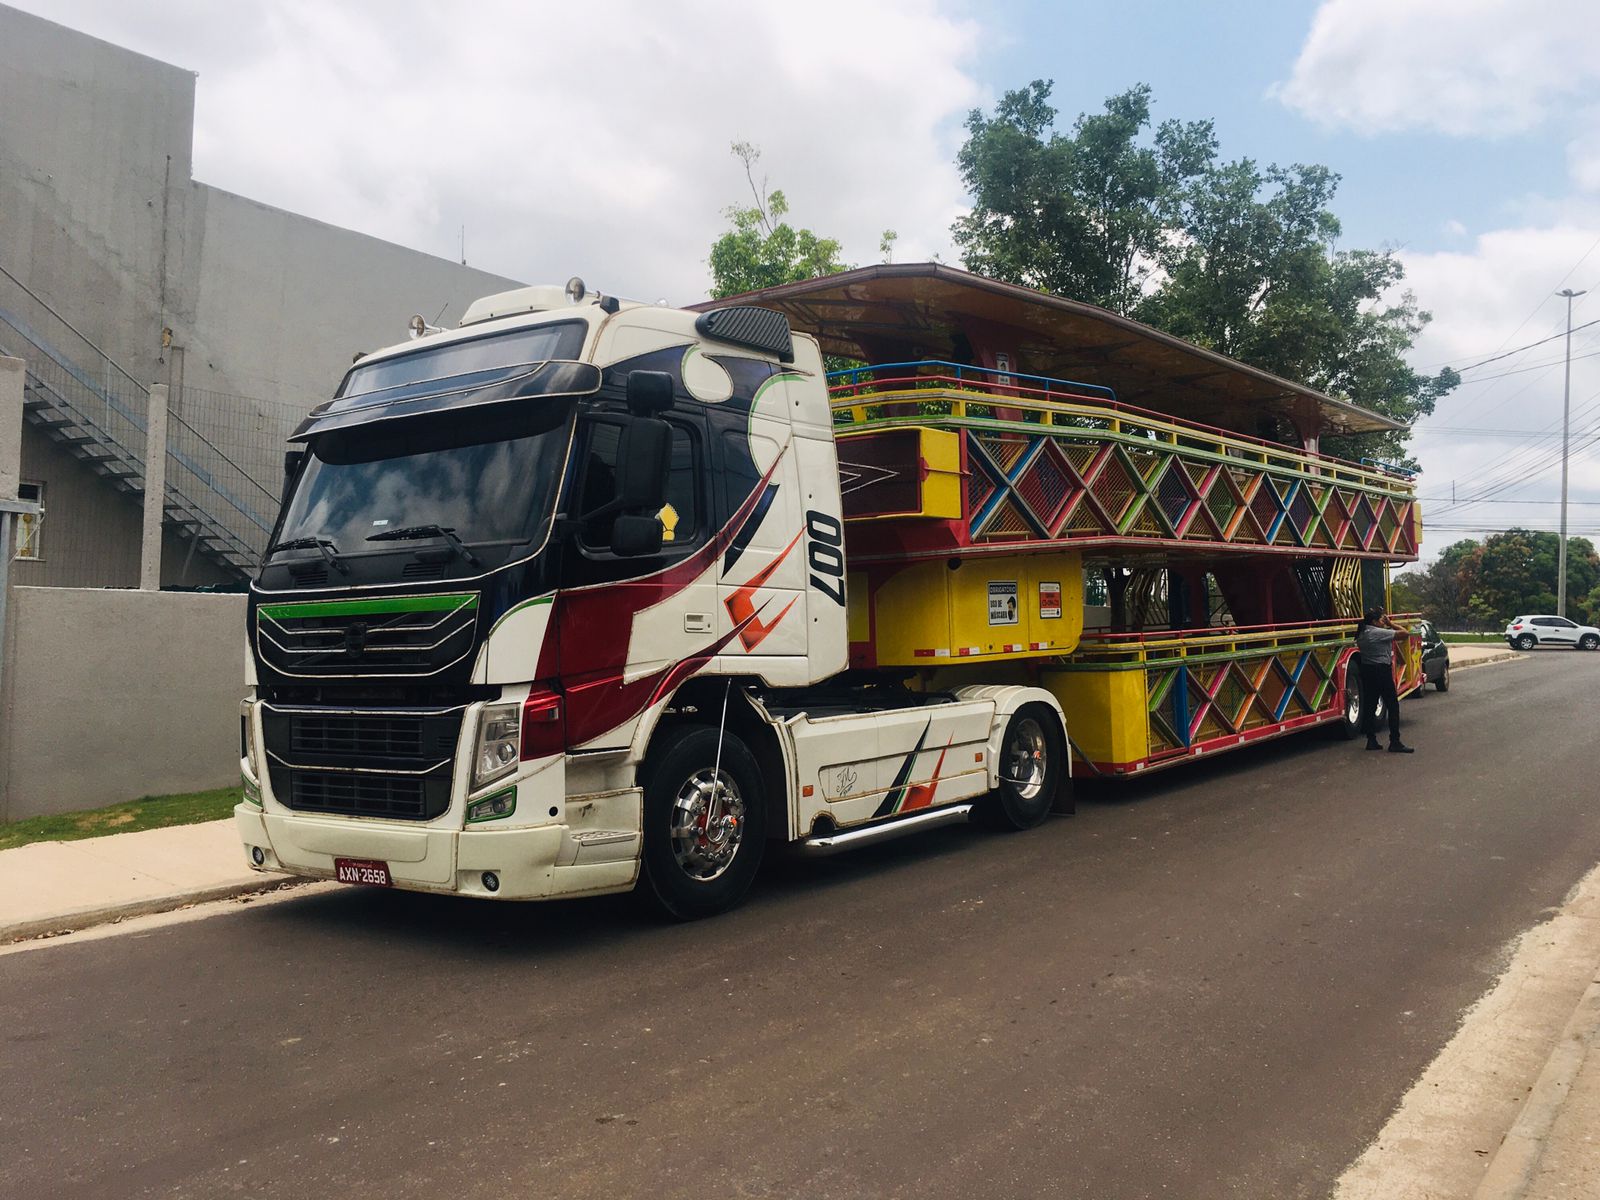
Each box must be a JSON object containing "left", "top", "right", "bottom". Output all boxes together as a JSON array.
[
  {"left": 565, "top": 276, "right": 587, "bottom": 304},
  {"left": 407, "top": 314, "right": 427, "bottom": 340}
]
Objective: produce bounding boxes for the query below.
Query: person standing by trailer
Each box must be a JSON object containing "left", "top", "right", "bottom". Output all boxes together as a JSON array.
[{"left": 1355, "top": 607, "right": 1414, "bottom": 754}]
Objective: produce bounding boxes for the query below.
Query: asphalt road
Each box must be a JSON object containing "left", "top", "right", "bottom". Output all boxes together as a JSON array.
[{"left": 3, "top": 653, "right": 1597, "bottom": 1200}]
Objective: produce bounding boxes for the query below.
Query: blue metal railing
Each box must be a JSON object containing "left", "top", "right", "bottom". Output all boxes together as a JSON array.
[{"left": 825, "top": 359, "right": 1119, "bottom": 405}]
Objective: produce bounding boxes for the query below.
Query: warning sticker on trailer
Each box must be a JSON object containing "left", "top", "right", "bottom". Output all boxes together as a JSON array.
[
  {"left": 988, "top": 581, "right": 1019, "bottom": 626},
  {"left": 1039, "top": 581, "right": 1062, "bottom": 619}
]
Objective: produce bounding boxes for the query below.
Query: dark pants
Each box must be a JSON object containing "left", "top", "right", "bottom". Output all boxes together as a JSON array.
[{"left": 1358, "top": 659, "right": 1401, "bottom": 744}]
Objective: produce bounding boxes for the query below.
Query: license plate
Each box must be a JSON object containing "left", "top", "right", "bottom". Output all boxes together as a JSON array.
[{"left": 334, "top": 858, "right": 392, "bottom": 887}]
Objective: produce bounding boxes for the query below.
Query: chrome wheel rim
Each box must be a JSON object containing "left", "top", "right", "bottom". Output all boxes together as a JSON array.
[
  {"left": 669, "top": 768, "right": 745, "bottom": 882},
  {"left": 1003, "top": 718, "right": 1048, "bottom": 800}
]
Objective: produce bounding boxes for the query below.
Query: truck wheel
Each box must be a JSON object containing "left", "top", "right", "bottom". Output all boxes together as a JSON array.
[
  {"left": 1436, "top": 665, "right": 1450, "bottom": 693},
  {"left": 638, "top": 726, "right": 766, "bottom": 921},
  {"left": 979, "top": 704, "right": 1063, "bottom": 831},
  {"left": 1339, "top": 665, "right": 1362, "bottom": 739}
]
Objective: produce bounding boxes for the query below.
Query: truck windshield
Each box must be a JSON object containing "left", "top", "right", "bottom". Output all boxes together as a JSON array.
[
  {"left": 338, "top": 322, "right": 586, "bottom": 401},
  {"left": 273, "top": 402, "right": 574, "bottom": 558}
]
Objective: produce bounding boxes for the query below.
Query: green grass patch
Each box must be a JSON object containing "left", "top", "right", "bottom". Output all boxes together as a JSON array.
[
  {"left": 1441, "top": 632, "right": 1505, "bottom": 644},
  {"left": 0, "top": 787, "right": 241, "bottom": 852}
]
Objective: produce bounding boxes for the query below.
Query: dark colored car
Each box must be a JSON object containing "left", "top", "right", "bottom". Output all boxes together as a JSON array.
[{"left": 1414, "top": 619, "right": 1449, "bottom": 693}]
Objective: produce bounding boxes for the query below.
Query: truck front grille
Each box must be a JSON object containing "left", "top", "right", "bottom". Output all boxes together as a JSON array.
[
  {"left": 253, "top": 592, "right": 480, "bottom": 679},
  {"left": 261, "top": 703, "right": 464, "bottom": 822},
  {"left": 290, "top": 714, "right": 428, "bottom": 758},
  {"left": 282, "top": 770, "right": 436, "bottom": 821}
]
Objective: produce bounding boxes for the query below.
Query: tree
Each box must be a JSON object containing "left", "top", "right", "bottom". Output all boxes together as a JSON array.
[
  {"left": 1144, "top": 166, "right": 1457, "bottom": 464},
  {"left": 953, "top": 82, "right": 1214, "bottom": 315},
  {"left": 951, "top": 83, "right": 1458, "bottom": 462},
  {"left": 1394, "top": 537, "right": 1478, "bottom": 626},
  {"left": 708, "top": 143, "right": 848, "bottom": 299},
  {"left": 1458, "top": 529, "right": 1599, "bottom": 625}
]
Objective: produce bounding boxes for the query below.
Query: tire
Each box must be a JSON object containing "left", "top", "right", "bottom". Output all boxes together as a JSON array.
[
  {"left": 1435, "top": 665, "right": 1449, "bottom": 693},
  {"left": 978, "top": 703, "right": 1064, "bottom": 831},
  {"left": 1516, "top": 634, "right": 1536, "bottom": 651},
  {"left": 1580, "top": 634, "right": 1599, "bottom": 652},
  {"left": 1339, "top": 664, "right": 1363, "bottom": 739},
  {"left": 637, "top": 726, "right": 766, "bottom": 921}
]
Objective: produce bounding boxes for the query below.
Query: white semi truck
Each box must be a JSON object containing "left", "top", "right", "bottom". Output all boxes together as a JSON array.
[{"left": 238, "top": 278, "right": 1070, "bottom": 918}]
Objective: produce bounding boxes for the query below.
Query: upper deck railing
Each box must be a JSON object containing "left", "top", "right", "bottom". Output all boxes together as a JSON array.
[
  {"left": 828, "top": 361, "right": 1418, "bottom": 560},
  {"left": 828, "top": 361, "right": 1413, "bottom": 492}
]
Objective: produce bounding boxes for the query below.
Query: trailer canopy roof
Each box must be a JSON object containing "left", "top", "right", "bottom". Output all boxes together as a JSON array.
[{"left": 692, "top": 263, "right": 1403, "bottom": 437}]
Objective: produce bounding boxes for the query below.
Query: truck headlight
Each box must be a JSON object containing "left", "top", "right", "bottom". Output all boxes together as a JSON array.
[
  {"left": 240, "top": 700, "right": 259, "bottom": 773},
  {"left": 473, "top": 703, "right": 521, "bottom": 789}
]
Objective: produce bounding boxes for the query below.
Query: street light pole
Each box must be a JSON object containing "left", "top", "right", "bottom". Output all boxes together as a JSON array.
[{"left": 1557, "top": 287, "right": 1586, "bottom": 618}]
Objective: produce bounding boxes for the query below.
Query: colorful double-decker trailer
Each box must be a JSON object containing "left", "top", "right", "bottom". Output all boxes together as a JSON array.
[
  {"left": 720, "top": 264, "right": 1423, "bottom": 777},
  {"left": 237, "top": 263, "right": 1421, "bottom": 918}
]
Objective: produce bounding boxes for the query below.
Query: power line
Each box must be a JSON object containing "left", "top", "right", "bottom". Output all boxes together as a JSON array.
[
  {"left": 1443, "top": 344, "right": 1600, "bottom": 384},
  {"left": 1451, "top": 318, "right": 1600, "bottom": 373}
]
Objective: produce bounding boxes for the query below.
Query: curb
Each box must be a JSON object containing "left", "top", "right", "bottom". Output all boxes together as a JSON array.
[
  {"left": 0, "top": 875, "right": 307, "bottom": 945},
  {"left": 1453, "top": 651, "right": 1523, "bottom": 671},
  {"left": 1471, "top": 972, "right": 1600, "bottom": 1199}
]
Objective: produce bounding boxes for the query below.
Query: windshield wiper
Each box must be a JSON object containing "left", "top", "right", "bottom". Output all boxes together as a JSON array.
[
  {"left": 366, "top": 524, "right": 482, "bottom": 566},
  {"left": 266, "top": 536, "right": 349, "bottom": 574}
]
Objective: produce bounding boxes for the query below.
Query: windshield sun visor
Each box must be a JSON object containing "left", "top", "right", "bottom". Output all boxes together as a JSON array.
[{"left": 291, "top": 359, "right": 602, "bottom": 441}]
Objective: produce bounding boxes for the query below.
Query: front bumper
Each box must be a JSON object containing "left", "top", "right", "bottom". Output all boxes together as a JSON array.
[{"left": 235, "top": 796, "right": 641, "bottom": 902}]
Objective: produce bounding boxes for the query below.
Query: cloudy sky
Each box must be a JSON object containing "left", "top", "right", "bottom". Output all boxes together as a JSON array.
[{"left": 16, "top": 0, "right": 1600, "bottom": 555}]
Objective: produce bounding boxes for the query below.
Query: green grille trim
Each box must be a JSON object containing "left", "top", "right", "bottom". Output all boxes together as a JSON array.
[{"left": 258, "top": 593, "right": 479, "bottom": 621}]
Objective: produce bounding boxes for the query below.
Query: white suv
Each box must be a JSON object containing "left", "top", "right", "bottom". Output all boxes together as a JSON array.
[{"left": 1504, "top": 615, "right": 1600, "bottom": 651}]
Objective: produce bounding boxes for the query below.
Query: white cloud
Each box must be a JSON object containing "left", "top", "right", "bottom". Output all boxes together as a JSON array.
[
  {"left": 13, "top": 0, "right": 984, "bottom": 303},
  {"left": 1442, "top": 219, "right": 1467, "bottom": 238},
  {"left": 1568, "top": 106, "right": 1600, "bottom": 193},
  {"left": 1397, "top": 216, "right": 1600, "bottom": 551},
  {"left": 1274, "top": 0, "right": 1600, "bottom": 139}
]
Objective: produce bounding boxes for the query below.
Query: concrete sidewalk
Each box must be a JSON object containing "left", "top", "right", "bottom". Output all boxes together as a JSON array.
[
  {"left": 1446, "top": 642, "right": 1523, "bottom": 670},
  {"left": 0, "top": 819, "right": 281, "bottom": 943}
]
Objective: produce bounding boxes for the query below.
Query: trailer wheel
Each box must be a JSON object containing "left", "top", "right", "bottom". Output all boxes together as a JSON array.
[
  {"left": 1339, "top": 664, "right": 1362, "bottom": 739},
  {"left": 978, "top": 704, "right": 1064, "bottom": 831},
  {"left": 638, "top": 725, "right": 766, "bottom": 921}
]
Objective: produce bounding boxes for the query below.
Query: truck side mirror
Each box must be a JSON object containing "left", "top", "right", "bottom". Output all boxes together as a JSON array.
[
  {"left": 611, "top": 513, "right": 664, "bottom": 557},
  {"left": 282, "top": 450, "right": 306, "bottom": 505},
  {"left": 615, "top": 417, "right": 671, "bottom": 511},
  {"left": 625, "top": 370, "right": 674, "bottom": 414}
]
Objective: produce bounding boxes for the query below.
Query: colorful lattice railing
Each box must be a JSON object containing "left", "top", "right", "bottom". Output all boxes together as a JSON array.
[
  {"left": 831, "top": 362, "right": 1418, "bottom": 561},
  {"left": 1050, "top": 620, "right": 1424, "bottom": 773}
]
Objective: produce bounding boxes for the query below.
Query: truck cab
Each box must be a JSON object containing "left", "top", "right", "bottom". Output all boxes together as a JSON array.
[{"left": 238, "top": 282, "right": 1065, "bottom": 917}]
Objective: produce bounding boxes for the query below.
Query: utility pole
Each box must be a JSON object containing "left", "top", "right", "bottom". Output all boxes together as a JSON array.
[{"left": 1557, "top": 288, "right": 1586, "bottom": 617}]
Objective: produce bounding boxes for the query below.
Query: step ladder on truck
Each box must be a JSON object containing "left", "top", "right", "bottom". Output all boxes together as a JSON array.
[{"left": 236, "top": 264, "right": 1422, "bottom": 918}]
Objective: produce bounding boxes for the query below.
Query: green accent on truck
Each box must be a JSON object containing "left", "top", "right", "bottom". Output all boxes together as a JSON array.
[{"left": 258, "top": 594, "right": 479, "bottom": 621}]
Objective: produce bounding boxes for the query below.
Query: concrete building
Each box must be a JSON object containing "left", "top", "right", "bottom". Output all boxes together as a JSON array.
[{"left": 0, "top": 3, "right": 522, "bottom": 588}]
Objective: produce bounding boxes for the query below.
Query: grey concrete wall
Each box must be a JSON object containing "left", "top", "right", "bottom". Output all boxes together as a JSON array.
[
  {"left": 0, "top": 4, "right": 193, "bottom": 388},
  {"left": 0, "top": 3, "right": 522, "bottom": 589},
  {"left": 0, "top": 1, "right": 518, "bottom": 411},
  {"left": 186, "top": 187, "right": 519, "bottom": 409},
  {"left": 0, "top": 587, "right": 245, "bottom": 819}
]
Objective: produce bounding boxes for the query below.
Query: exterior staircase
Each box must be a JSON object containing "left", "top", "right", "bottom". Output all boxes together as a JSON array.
[{"left": 0, "top": 268, "right": 278, "bottom": 582}]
